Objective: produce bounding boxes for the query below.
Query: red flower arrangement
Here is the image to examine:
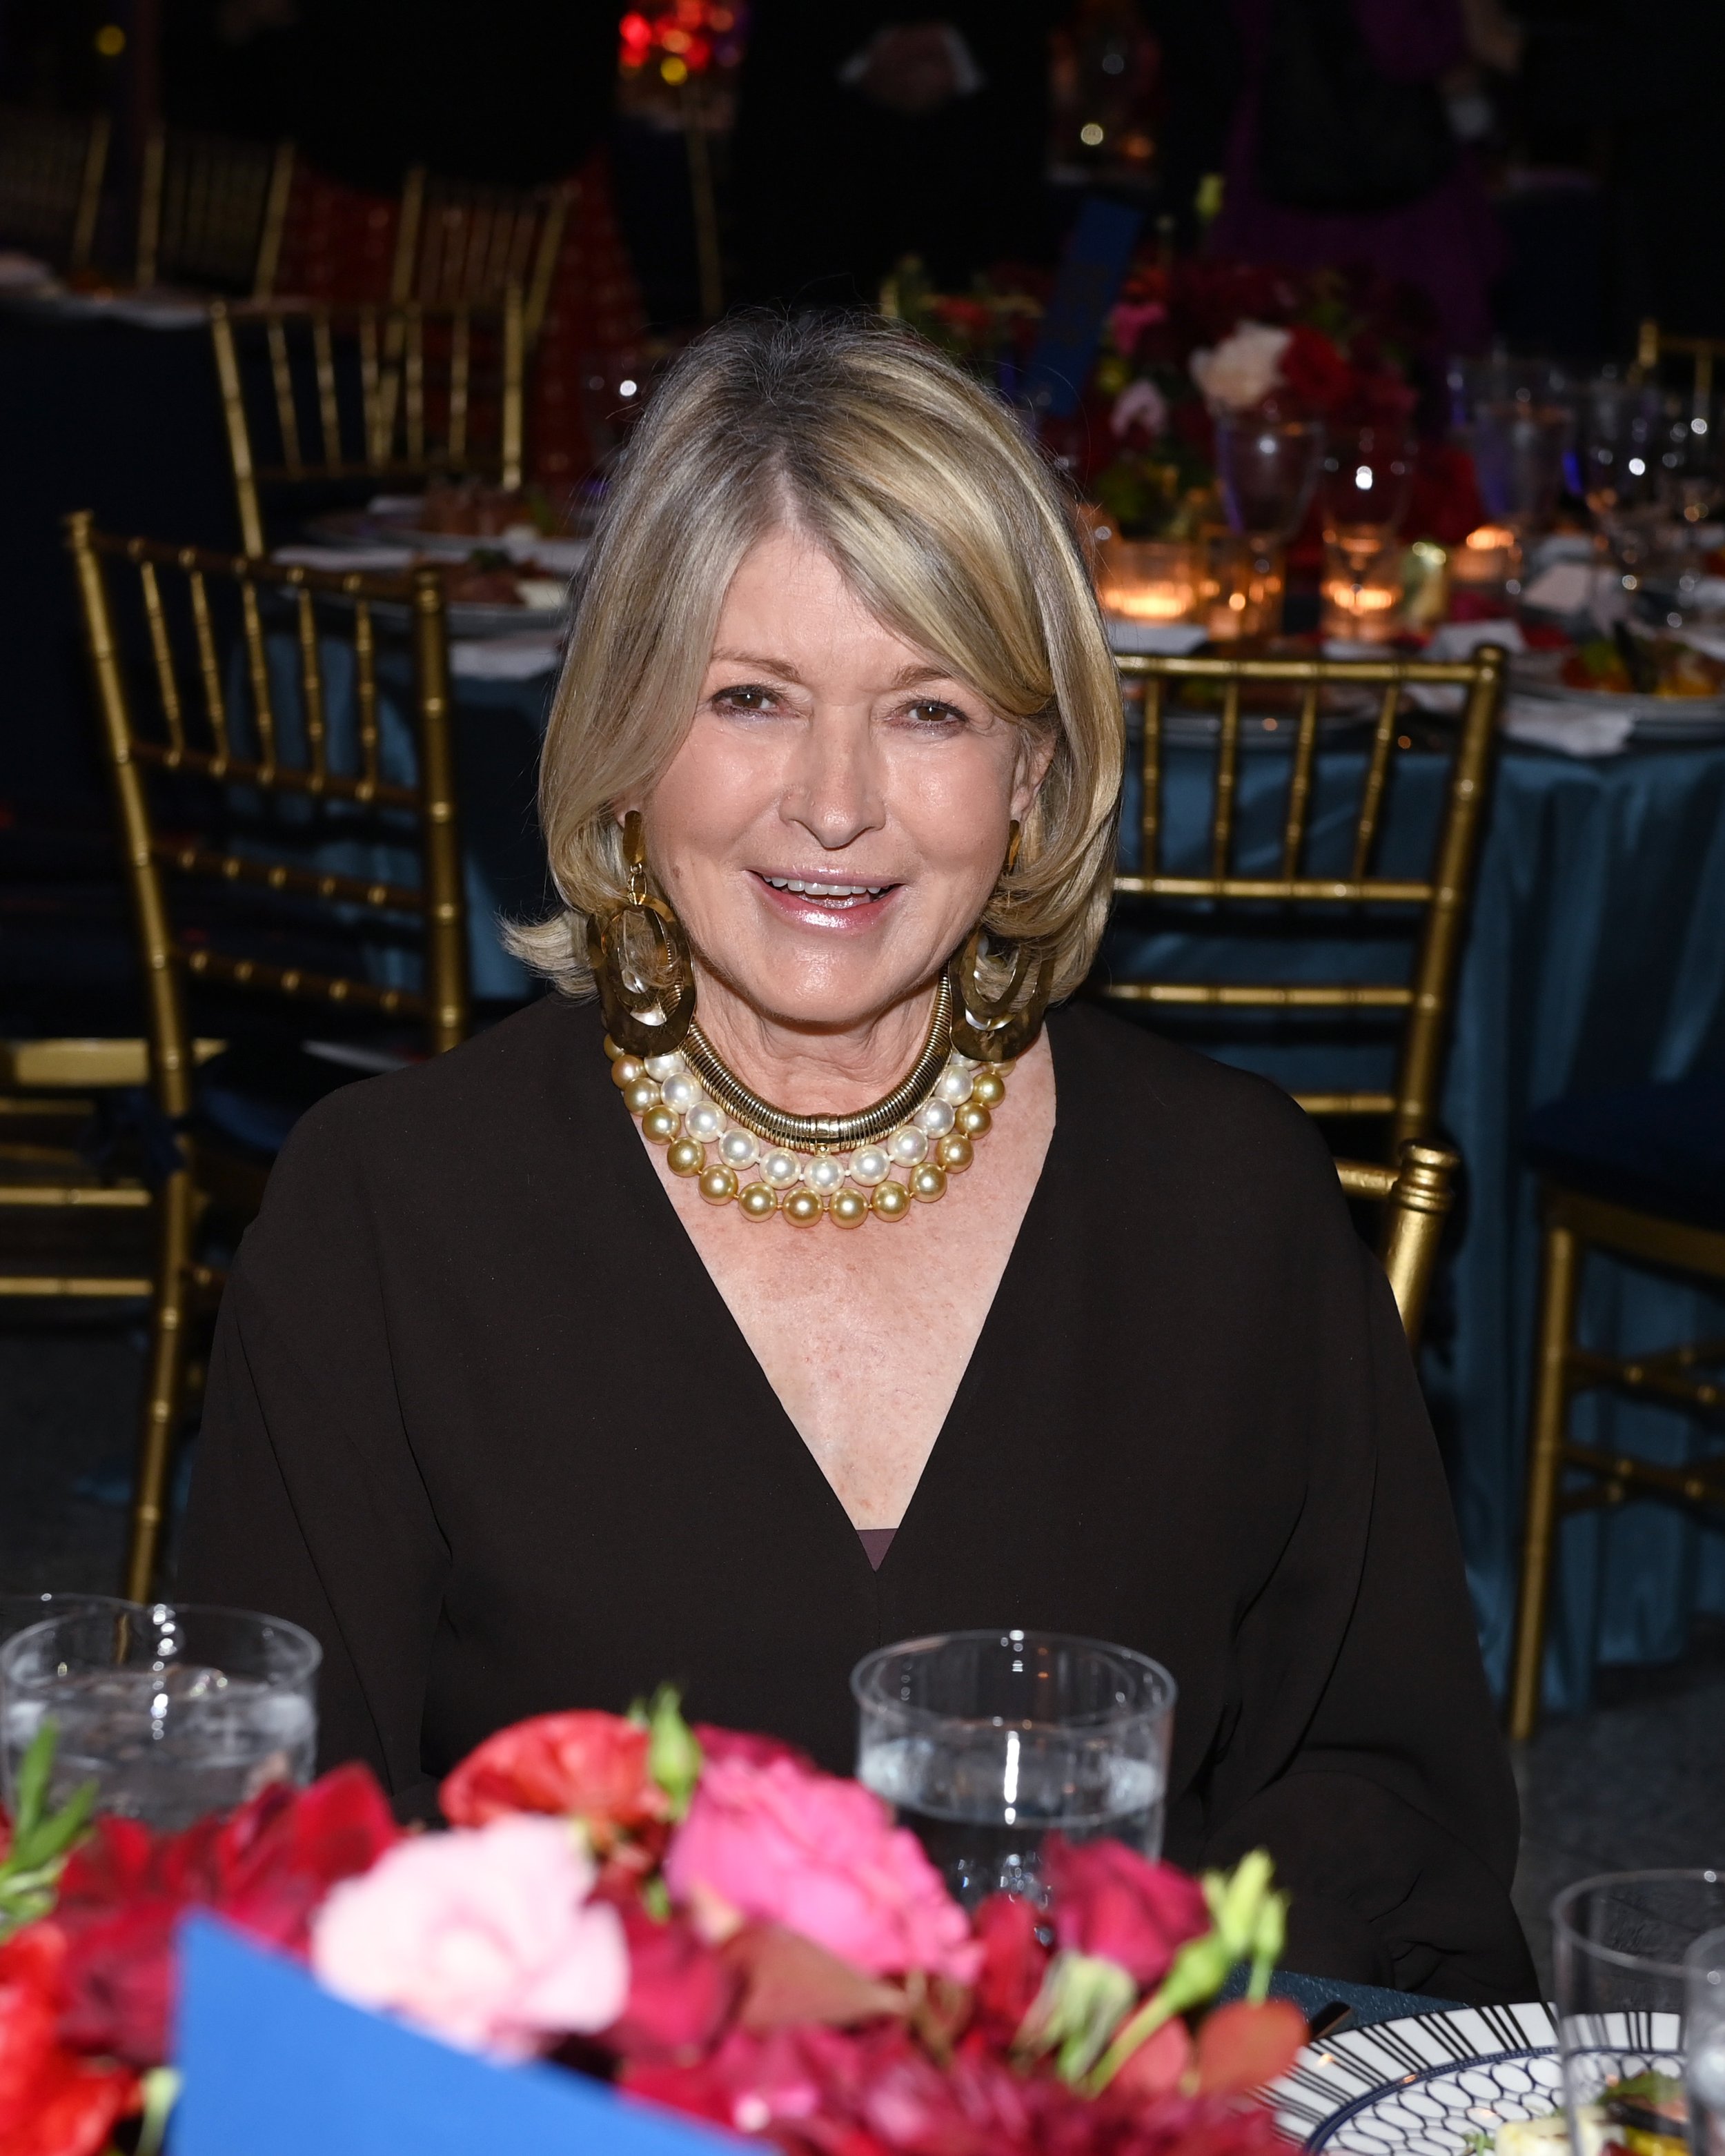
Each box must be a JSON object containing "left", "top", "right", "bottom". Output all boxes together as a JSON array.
[{"left": 0, "top": 1693, "right": 1308, "bottom": 2156}]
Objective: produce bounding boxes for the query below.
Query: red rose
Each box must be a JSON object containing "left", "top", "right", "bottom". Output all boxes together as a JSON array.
[
  {"left": 1278, "top": 325, "right": 1354, "bottom": 414},
  {"left": 1042, "top": 1837, "right": 1210, "bottom": 1988},
  {"left": 52, "top": 1766, "right": 398, "bottom": 2066},
  {"left": 968, "top": 1893, "right": 1047, "bottom": 2039},
  {"left": 602, "top": 1903, "right": 738, "bottom": 2063},
  {"left": 440, "top": 1711, "right": 669, "bottom": 1843},
  {"left": 0, "top": 1925, "right": 139, "bottom": 2156}
]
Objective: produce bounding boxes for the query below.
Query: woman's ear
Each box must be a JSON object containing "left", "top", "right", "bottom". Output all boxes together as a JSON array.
[{"left": 1009, "top": 726, "right": 1058, "bottom": 822}]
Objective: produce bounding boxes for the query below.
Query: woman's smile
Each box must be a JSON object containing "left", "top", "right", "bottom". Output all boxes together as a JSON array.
[{"left": 751, "top": 870, "right": 902, "bottom": 929}]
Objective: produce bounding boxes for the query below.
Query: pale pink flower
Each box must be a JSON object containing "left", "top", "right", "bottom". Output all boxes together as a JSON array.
[
  {"left": 1190, "top": 322, "right": 1291, "bottom": 413},
  {"left": 1111, "top": 378, "right": 1170, "bottom": 440},
  {"left": 310, "top": 1814, "right": 629, "bottom": 2058},
  {"left": 664, "top": 1755, "right": 979, "bottom": 1985}
]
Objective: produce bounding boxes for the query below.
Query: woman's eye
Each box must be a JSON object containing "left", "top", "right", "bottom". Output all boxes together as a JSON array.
[
  {"left": 713, "top": 684, "right": 777, "bottom": 713},
  {"left": 902, "top": 699, "right": 967, "bottom": 726}
]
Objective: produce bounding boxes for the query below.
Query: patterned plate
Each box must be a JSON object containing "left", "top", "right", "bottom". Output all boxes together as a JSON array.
[{"left": 1267, "top": 2004, "right": 1559, "bottom": 2155}]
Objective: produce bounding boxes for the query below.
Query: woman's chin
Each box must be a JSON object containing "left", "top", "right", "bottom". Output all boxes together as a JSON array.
[{"left": 700, "top": 955, "right": 943, "bottom": 1042}]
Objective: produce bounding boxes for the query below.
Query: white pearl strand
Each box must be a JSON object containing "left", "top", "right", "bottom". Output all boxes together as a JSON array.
[{"left": 605, "top": 1038, "right": 1011, "bottom": 1226}]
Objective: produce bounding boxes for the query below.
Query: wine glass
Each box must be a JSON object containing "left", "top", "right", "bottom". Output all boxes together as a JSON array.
[
  {"left": 1468, "top": 399, "right": 1574, "bottom": 539},
  {"left": 1582, "top": 382, "right": 1668, "bottom": 576},
  {"left": 1213, "top": 417, "right": 1324, "bottom": 634},
  {"left": 1690, "top": 1927, "right": 1725, "bottom": 2156},
  {"left": 853, "top": 1629, "right": 1176, "bottom": 1909}
]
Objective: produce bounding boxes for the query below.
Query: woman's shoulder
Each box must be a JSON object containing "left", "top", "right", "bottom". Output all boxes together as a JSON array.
[
  {"left": 1046, "top": 1000, "right": 1345, "bottom": 1209},
  {"left": 268, "top": 992, "right": 610, "bottom": 1188}
]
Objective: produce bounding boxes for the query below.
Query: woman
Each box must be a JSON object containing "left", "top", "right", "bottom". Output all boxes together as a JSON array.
[{"left": 182, "top": 315, "right": 1533, "bottom": 2002}]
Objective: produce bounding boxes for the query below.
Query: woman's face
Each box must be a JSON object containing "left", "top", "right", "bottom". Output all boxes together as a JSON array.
[{"left": 642, "top": 524, "right": 1048, "bottom": 1037}]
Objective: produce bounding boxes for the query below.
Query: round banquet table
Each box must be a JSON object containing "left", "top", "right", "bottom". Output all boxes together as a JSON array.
[{"left": 396, "top": 657, "right": 1725, "bottom": 1713}]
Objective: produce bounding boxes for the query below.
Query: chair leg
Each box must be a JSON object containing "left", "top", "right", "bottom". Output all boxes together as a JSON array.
[
  {"left": 124, "top": 1168, "right": 197, "bottom": 1602},
  {"left": 1508, "top": 1212, "right": 1581, "bottom": 1741}
]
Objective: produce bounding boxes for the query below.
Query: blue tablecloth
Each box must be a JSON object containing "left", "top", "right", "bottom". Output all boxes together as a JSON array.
[{"left": 300, "top": 642, "right": 1725, "bottom": 1715}]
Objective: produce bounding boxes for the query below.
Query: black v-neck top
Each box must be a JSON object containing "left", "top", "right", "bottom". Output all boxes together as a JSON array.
[{"left": 180, "top": 995, "right": 1535, "bottom": 2003}]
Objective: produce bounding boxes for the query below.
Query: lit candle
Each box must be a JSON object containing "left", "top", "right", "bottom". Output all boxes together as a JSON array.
[
  {"left": 1451, "top": 524, "right": 1521, "bottom": 585},
  {"left": 1096, "top": 538, "right": 1199, "bottom": 626}
]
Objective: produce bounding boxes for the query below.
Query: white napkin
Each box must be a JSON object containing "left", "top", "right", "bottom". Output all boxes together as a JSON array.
[
  {"left": 272, "top": 544, "right": 417, "bottom": 571},
  {"left": 451, "top": 634, "right": 562, "bottom": 681},
  {"left": 1426, "top": 617, "right": 1526, "bottom": 659},
  {"left": 1499, "top": 696, "right": 1633, "bottom": 757},
  {"left": 1107, "top": 620, "right": 1210, "bottom": 655},
  {"left": 1520, "top": 561, "right": 1598, "bottom": 615}
]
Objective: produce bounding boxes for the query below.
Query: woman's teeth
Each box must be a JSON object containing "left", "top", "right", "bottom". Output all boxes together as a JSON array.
[{"left": 762, "top": 876, "right": 887, "bottom": 909}]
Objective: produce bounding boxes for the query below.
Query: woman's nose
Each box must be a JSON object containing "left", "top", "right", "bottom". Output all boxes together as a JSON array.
[{"left": 780, "top": 708, "right": 886, "bottom": 851}]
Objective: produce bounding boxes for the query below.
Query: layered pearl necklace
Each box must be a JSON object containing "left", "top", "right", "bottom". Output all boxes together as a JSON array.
[{"left": 605, "top": 976, "right": 1009, "bottom": 1225}]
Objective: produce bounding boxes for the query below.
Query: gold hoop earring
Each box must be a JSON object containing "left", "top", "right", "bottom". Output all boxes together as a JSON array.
[
  {"left": 949, "top": 820, "right": 1053, "bottom": 1062},
  {"left": 586, "top": 811, "right": 697, "bottom": 1055}
]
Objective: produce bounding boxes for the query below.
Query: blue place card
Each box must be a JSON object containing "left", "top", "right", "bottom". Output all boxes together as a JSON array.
[
  {"left": 1024, "top": 196, "right": 1145, "bottom": 419},
  {"left": 173, "top": 1913, "right": 740, "bottom": 2156}
]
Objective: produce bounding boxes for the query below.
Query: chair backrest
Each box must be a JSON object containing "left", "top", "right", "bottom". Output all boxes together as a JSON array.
[
  {"left": 65, "top": 513, "right": 470, "bottom": 1120},
  {"left": 137, "top": 128, "right": 294, "bottom": 295},
  {"left": 210, "top": 292, "right": 526, "bottom": 555},
  {"left": 1337, "top": 1142, "right": 1457, "bottom": 1349},
  {"left": 1635, "top": 319, "right": 1725, "bottom": 406},
  {"left": 1103, "top": 645, "right": 1504, "bottom": 1157},
  {"left": 391, "top": 167, "right": 568, "bottom": 347},
  {"left": 0, "top": 106, "right": 109, "bottom": 271}
]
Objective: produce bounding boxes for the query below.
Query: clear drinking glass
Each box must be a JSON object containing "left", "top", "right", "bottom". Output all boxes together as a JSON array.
[
  {"left": 1214, "top": 417, "right": 1323, "bottom": 635},
  {"left": 1552, "top": 1870, "right": 1725, "bottom": 2156},
  {"left": 0, "top": 1602, "right": 320, "bottom": 1831},
  {"left": 0, "top": 1593, "right": 138, "bottom": 1651},
  {"left": 1319, "top": 424, "right": 1415, "bottom": 560},
  {"left": 1690, "top": 1928, "right": 1725, "bottom": 2156},
  {"left": 852, "top": 1628, "right": 1176, "bottom": 1910}
]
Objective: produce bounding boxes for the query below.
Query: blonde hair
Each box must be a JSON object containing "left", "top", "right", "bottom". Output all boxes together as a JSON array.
[{"left": 508, "top": 313, "right": 1124, "bottom": 1004}]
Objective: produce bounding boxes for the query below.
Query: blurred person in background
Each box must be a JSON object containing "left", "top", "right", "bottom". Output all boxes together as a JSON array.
[
  {"left": 733, "top": 3, "right": 1063, "bottom": 308},
  {"left": 1210, "top": 0, "right": 1519, "bottom": 353}
]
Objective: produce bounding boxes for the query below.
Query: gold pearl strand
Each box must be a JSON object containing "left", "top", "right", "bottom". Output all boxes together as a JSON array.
[{"left": 605, "top": 1014, "right": 1011, "bottom": 1227}]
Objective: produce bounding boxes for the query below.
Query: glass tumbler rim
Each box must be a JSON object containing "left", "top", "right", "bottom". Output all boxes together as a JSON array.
[
  {"left": 1687, "top": 1923, "right": 1725, "bottom": 1981},
  {"left": 850, "top": 1628, "right": 1177, "bottom": 1734},
  {"left": 1551, "top": 1867, "right": 1725, "bottom": 1982},
  {"left": 0, "top": 1601, "right": 322, "bottom": 1692}
]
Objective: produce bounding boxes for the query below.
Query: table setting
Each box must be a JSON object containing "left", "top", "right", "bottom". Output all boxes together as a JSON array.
[{"left": 3, "top": 1594, "right": 1722, "bottom": 2156}]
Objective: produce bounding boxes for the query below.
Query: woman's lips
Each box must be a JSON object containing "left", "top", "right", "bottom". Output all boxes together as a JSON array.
[{"left": 751, "top": 871, "right": 900, "bottom": 930}]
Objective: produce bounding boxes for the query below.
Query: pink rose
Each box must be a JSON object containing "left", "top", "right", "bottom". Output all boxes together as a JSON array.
[
  {"left": 664, "top": 1757, "right": 978, "bottom": 1985},
  {"left": 310, "top": 1816, "right": 629, "bottom": 2059}
]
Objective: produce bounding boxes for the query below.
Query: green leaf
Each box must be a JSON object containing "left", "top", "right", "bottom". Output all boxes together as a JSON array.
[{"left": 136, "top": 2068, "right": 181, "bottom": 2156}]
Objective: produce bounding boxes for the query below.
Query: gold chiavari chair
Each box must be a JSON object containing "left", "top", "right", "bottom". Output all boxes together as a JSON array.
[
  {"left": 1103, "top": 648, "right": 1506, "bottom": 1349},
  {"left": 1338, "top": 1141, "right": 1459, "bottom": 1349},
  {"left": 1507, "top": 1076, "right": 1725, "bottom": 1739},
  {"left": 1634, "top": 319, "right": 1725, "bottom": 404},
  {"left": 210, "top": 290, "right": 526, "bottom": 556},
  {"left": 0, "top": 1039, "right": 225, "bottom": 1304},
  {"left": 0, "top": 106, "right": 109, "bottom": 273},
  {"left": 391, "top": 167, "right": 569, "bottom": 347},
  {"left": 1105, "top": 647, "right": 1505, "bottom": 1156},
  {"left": 136, "top": 127, "right": 294, "bottom": 296},
  {"left": 66, "top": 512, "right": 471, "bottom": 1596}
]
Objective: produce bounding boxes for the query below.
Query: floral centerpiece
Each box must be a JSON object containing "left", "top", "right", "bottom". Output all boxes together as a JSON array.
[
  {"left": 0, "top": 1694, "right": 1307, "bottom": 2156},
  {"left": 889, "top": 250, "right": 1483, "bottom": 560}
]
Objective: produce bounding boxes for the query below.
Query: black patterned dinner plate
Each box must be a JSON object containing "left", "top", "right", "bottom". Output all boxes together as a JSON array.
[{"left": 1265, "top": 2003, "right": 1559, "bottom": 2155}]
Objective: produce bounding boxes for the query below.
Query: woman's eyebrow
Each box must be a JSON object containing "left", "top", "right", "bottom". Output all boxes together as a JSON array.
[{"left": 709, "top": 649, "right": 807, "bottom": 682}]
